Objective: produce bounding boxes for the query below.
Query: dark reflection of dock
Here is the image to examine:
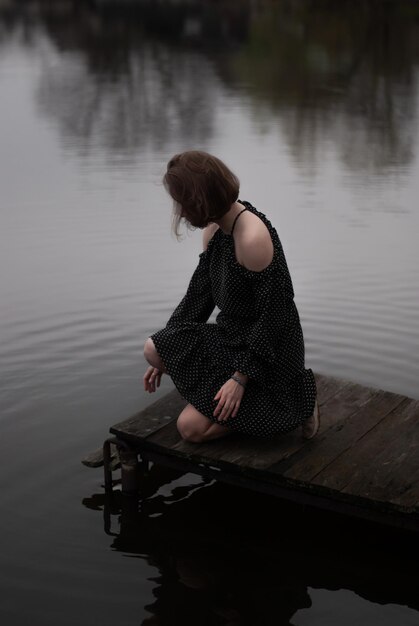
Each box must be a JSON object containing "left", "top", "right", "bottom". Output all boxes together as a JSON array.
[{"left": 83, "top": 464, "right": 419, "bottom": 624}]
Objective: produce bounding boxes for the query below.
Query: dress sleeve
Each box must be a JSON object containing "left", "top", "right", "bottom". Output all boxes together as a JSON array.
[
  {"left": 232, "top": 260, "right": 293, "bottom": 384},
  {"left": 166, "top": 250, "right": 215, "bottom": 328}
]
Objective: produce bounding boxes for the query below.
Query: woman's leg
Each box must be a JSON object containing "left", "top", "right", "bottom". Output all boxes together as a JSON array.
[
  {"left": 144, "top": 337, "right": 167, "bottom": 373},
  {"left": 177, "top": 404, "right": 234, "bottom": 443},
  {"left": 145, "top": 338, "right": 233, "bottom": 442}
]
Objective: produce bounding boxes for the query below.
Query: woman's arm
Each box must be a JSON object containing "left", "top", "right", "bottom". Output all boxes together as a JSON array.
[
  {"left": 212, "top": 229, "right": 283, "bottom": 421},
  {"left": 166, "top": 237, "right": 216, "bottom": 328},
  {"left": 232, "top": 263, "right": 293, "bottom": 385}
]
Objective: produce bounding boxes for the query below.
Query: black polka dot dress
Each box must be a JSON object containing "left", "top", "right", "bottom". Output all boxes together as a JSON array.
[{"left": 150, "top": 200, "right": 317, "bottom": 439}]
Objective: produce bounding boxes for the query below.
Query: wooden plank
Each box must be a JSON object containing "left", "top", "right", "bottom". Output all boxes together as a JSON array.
[
  {"left": 392, "top": 471, "right": 419, "bottom": 510},
  {"left": 310, "top": 397, "right": 418, "bottom": 497},
  {"left": 338, "top": 399, "right": 419, "bottom": 509},
  {"left": 272, "top": 389, "right": 406, "bottom": 482},
  {"left": 147, "top": 415, "right": 184, "bottom": 448},
  {"left": 313, "top": 372, "right": 354, "bottom": 403},
  {"left": 110, "top": 372, "right": 347, "bottom": 445},
  {"left": 147, "top": 371, "right": 353, "bottom": 470},
  {"left": 145, "top": 417, "right": 247, "bottom": 466},
  {"left": 236, "top": 379, "right": 378, "bottom": 473},
  {"left": 81, "top": 444, "right": 120, "bottom": 470},
  {"left": 82, "top": 447, "right": 108, "bottom": 468},
  {"left": 136, "top": 440, "right": 419, "bottom": 533},
  {"left": 110, "top": 388, "right": 187, "bottom": 440},
  {"left": 113, "top": 372, "right": 355, "bottom": 471}
]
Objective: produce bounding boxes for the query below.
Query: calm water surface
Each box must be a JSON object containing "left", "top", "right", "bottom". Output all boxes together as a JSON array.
[{"left": 1, "top": 1, "right": 419, "bottom": 624}]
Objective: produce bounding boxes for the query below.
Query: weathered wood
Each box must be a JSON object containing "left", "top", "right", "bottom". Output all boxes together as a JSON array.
[
  {"left": 202, "top": 373, "right": 342, "bottom": 464},
  {"left": 313, "top": 372, "right": 353, "bottom": 402},
  {"left": 119, "top": 446, "right": 142, "bottom": 494},
  {"left": 269, "top": 389, "right": 406, "bottom": 482},
  {"left": 82, "top": 443, "right": 120, "bottom": 470},
  {"left": 308, "top": 396, "right": 414, "bottom": 493},
  {"left": 98, "top": 372, "right": 419, "bottom": 530},
  {"left": 82, "top": 447, "right": 107, "bottom": 467},
  {"left": 331, "top": 399, "right": 419, "bottom": 509},
  {"left": 110, "top": 388, "right": 187, "bottom": 442},
  {"left": 144, "top": 372, "right": 352, "bottom": 470},
  {"left": 203, "top": 375, "right": 364, "bottom": 469}
]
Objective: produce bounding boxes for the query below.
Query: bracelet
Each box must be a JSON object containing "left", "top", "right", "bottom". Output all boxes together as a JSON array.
[{"left": 230, "top": 375, "right": 247, "bottom": 388}]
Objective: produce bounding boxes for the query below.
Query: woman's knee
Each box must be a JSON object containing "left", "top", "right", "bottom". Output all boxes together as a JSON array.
[
  {"left": 177, "top": 407, "right": 209, "bottom": 442},
  {"left": 144, "top": 337, "right": 165, "bottom": 371},
  {"left": 143, "top": 337, "right": 155, "bottom": 362}
]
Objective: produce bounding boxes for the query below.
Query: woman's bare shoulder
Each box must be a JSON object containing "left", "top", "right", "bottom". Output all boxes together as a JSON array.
[
  {"left": 202, "top": 223, "right": 220, "bottom": 250},
  {"left": 235, "top": 212, "right": 274, "bottom": 272}
]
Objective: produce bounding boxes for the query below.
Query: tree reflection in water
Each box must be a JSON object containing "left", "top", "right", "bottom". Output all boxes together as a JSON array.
[
  {"left": 37, "top": 45, "right": 217, "bottom": 157},
  {"left": 83, "top": 463, "right": 419, "bottom": 626},
  {"left": 1, "top": 0, "right": 418, "bottom": 172},
  {"left": 230, "top": 0, "right": 419, "bottom": 173}
]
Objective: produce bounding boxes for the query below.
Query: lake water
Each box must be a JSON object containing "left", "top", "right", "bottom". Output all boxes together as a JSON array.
[{"left": 1, "top": 1, "right": 419, "bottom": 624}]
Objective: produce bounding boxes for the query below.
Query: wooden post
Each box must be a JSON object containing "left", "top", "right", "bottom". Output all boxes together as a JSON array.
[
  {"left": 103, "top": 437, "right": 117, "bottom": 495},
  {"left": 118, "top": 444, "right": 141, "bottom": 494}
]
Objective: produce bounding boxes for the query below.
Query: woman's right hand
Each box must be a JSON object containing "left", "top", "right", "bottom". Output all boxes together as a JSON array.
[{"left": 143, "top": 366, "right": 163, "bottom": 393}]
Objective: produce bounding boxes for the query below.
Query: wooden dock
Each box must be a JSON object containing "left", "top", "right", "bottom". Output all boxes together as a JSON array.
[{"left": 87, "top": 373, "right": 419, "bottom": 532}]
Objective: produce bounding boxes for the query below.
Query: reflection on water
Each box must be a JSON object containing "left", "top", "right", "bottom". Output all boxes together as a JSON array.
[
  {"left": 2, "top": 0, "right": 418, "bottom": 171},
  {"left": 1, "top": 1, "right": 419, "bottom": 625},
  {"left": 82, "top": 466, "right": 419, "bottom": 625},
  {"left": 3, "top": 0, "right": 419, "bottom": 169},
  {"left": 231, "top": 1, "right": 419, "bottom": 173}
]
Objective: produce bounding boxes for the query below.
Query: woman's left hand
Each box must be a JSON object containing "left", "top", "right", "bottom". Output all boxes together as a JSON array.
[{"left": 213, "top": 378, "right": 245, "bottom": 421}]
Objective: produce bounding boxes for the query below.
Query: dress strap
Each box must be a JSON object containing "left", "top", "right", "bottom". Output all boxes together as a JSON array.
[{"left": 230, "top": 207, "right": 248, "bottom": 236}]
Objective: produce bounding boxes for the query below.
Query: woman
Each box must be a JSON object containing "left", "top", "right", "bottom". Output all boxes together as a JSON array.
[{"left": 143, "top": 151, "right": 319, "bottom": 443}]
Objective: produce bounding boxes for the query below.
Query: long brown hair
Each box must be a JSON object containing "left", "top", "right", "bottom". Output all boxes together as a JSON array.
[{"left": 163, "top": 151, "right": 240, "bottom": 237}]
